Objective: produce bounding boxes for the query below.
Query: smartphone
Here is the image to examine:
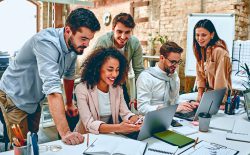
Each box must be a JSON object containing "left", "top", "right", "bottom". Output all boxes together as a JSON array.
[
  {"left": 171, "top": 119, "right": 183, "bottom": 127},
  {"left": 134, "top": 117, "right": 144, "bottom": 125}
]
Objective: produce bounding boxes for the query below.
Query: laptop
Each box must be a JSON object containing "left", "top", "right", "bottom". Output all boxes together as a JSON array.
[
  {"left": 175, "top": 88, "right": 226, "bottom": 121},
  {"left": 124, "top": 104, "right": 178, "bottom": 141},
  {"left": 243, "top": 90, "right": 250, "bottom": 120}
]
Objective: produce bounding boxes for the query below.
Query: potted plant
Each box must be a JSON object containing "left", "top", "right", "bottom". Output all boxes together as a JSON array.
[
  {"left": 148, "top": 33, "right": 168, "bottom": 56},
  {"left": 241, "top": 63, "right": 250, "bottom": 91}
]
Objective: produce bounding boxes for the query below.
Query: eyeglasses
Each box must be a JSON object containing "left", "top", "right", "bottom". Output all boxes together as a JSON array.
[{"left": 164, "top": 56, "right": 183, "bottom": 65}]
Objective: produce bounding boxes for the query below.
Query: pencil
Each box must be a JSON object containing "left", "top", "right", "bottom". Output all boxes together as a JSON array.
[
  {"left": 13, "top": 137, "right": 21, "bottom": 147},
  {"left": 16, "top": 124, "right": 24, "bottom": 140},
  {"left": 87, "top": 133, "right": 89, "bottom": 147},
  {"left": 193, "top": 137, "right": 199, "bottom": 149}
]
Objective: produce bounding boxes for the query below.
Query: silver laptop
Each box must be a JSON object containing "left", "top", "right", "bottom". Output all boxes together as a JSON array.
[
  {"left": 137, "top": 104, "right": 178, "bottom": 140},
  {"left": 175, "top": 88, "right": 226, "bottom": 121},
  {"left": 243, "top": 90, "right": 250, "bottom": 120}
]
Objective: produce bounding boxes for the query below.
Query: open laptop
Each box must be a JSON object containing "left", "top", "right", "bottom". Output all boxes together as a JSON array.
[
  {"left": 174, "top": 88, "right": 226, "bottom": 121},
  {"left": 124, "top": 104, "right": 178, "bottom": 141},
  {"left": 243, "top": 90, "right": 250, "bottom": 120}
]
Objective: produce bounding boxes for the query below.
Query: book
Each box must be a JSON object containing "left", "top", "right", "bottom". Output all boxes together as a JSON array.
[
  {"left": 179, "top": 141, "right": 239, "bottom": 155},
  {"left": 153, "top": 130, "right": 194, "bottom": 148},
  {"left": 83, "top": 135, "right": 147, "bottom": 155}
]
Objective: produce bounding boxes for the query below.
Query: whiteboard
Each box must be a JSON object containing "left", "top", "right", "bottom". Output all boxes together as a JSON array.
[{"left": 185, "top": 13, "right": 235, "bottom": 76}]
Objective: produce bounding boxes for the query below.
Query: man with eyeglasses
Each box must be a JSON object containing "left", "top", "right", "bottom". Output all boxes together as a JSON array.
[{"left": 136, "top": 41, "right": 198, "bottom": 115}]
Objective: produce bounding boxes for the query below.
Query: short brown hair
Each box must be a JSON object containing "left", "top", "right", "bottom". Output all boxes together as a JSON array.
[
  {"left": 112, "top": 13, "right": 135, "bottom": 29},
  {"left": 160, "top": 41, "right": 183, "bottom": 57}
]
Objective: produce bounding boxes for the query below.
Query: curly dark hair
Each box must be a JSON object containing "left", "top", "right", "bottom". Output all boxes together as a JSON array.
[
  {"left": 112, "top": 13, "right": 135, "bottom": 29},
  {"left": 81, "top": 47, "right": 129, "bottom": 89},
  {"left": 66, "top": 8, "right": 100, "bottom": 34}
]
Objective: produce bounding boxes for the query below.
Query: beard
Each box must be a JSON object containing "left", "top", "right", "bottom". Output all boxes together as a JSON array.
[
  {"left": 165, "top": 66, "right": 176, "bottom": 76},
  {"left": 68, "top": 37, "right": 86, "bottom": 55}
]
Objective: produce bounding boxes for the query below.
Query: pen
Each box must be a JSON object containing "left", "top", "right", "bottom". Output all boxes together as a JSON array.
[
  {"left": 148, "top": 148, "right": 173, "bottom": 154},
  {"left": 193, "top": 137, "right": 199, "bottom": 149},
  {"left": 134, "top": 116, "right": 144, "bottom": 125},
  {"left": 87, "top": 133, "right": 89, "bottom": 147}
]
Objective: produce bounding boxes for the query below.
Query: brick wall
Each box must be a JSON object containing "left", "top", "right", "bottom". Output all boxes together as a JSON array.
[{"left": 49, "top": 0, "right": 249, "bottom": 92}]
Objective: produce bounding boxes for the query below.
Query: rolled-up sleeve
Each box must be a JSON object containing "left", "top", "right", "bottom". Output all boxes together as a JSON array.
[
  {"left": 137, "top": 72, "right": 158, "bottom": 115},
  {"left": 34, "top": 40, "right": 62, "bottom": 95}
]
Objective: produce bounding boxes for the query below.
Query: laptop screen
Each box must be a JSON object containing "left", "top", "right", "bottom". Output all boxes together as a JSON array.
[{"left": 243, "top": 90, "right": 250, "bottom": 120}]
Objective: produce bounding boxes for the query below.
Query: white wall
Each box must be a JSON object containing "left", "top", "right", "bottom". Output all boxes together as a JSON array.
[{"left": 0, "top": 0, "right": 37, "bottom": 55}]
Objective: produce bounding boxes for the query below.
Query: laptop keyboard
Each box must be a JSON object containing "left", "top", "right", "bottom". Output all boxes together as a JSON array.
[{"left": 174, "top": 109, "right": 197, "bottom": 121}]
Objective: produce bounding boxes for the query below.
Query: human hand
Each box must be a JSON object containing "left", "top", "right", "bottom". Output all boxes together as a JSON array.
[
  {"left": 61, "top": 131, "right": 84, "bottom": 145},
  {"left": 177, "top": 101, "right": 199, "bottom": 112},
  {"left": 65, "top": 102, "right": 78, "bottom": 117},
  {"left": 118, "top": 120, "right": 141, "bottom": 134},
  {"left": 129, "top": 115, "right": 143, "bottom": 124}
]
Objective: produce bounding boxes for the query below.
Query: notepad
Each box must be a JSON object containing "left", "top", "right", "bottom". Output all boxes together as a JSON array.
[
  {"left": 172, "top": 126, "right": 198, "bottom": 135},
  {"left": 179, "top": 141, "right": 239, "bottom": 155},
  {"left": 83, "top": 135, "right": 147, "bottom": 155},
  {"left": 209, "top": 117, "right": 235, "bottom": 131},
  {"left": 153, "top": 130, "right": 194, "bottom": 148},
  {"left": 226, "top": 133, "right": 250, "bottom": 143},
  {"left": 231, "top": 120, "right": 250, "bottom": 135}
]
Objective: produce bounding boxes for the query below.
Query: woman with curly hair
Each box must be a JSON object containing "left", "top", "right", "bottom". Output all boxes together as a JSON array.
[
  {"left": 74, "top": 47, "right": 141, "bottom": 134},
  {"left": 193, "top": 19, "right": 232, "bottom": 103}
]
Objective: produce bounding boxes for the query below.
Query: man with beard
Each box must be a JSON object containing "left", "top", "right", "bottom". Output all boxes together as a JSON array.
[
  {"left": 136, "top": 41, "right": 198, "bottom": 115},
  {"left": 93, "top": 13, "right": 144, "bottom": 107},
  {"left": 0, "top": 8, "right": 100, "bottom": 145}
]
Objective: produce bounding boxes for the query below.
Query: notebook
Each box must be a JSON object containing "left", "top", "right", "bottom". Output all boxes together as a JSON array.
[
  {"left": 175, "top": 88, "right": 226, "bottom": 121},
  {"left": 144, "top": 141, "right": 178, "bottom": 155},
  {"left": 83, "top": 135, "right": 147, "bottom": 155},
  {"left": 153, "top": 130, "right": 194, "bottom": 148},
  {"left": 172, "top": 126, "right": 198, "bottom": 136},
  {"left": 209, "top": 117, "right": 235, "bottom": 132},
  {"left": 179, "top": 141, "right": 239, "bottom": 155}
]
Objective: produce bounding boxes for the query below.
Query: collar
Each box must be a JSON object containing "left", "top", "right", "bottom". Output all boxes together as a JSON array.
[{"left": 58, "top": 28, "right": 71, "bottom": 54}]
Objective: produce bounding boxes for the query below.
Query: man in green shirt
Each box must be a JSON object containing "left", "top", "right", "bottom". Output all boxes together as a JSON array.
[{"left": 93, "top": 13, "right": 144, "bottom": 106}]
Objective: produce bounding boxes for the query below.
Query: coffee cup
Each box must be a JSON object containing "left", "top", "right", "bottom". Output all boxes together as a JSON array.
[{"left": 198, "top": 112, "right": 211, "bottom": 132}]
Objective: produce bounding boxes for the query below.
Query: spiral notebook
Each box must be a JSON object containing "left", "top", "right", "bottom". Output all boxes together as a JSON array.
[{"left": 145, "top": 141, "right": 178, "bottom": 155}]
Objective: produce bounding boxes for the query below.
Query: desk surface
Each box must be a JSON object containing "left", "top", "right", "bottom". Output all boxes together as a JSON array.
[{"left": 2, "top": 110, "right": 250, "bottom": 155}]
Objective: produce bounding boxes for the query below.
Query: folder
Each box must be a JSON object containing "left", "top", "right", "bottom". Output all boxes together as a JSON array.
[{"left": 153, "top": 130, "right": 194, "bottom": 148}]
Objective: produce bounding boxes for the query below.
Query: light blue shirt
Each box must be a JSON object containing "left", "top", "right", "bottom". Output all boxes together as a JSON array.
[{"left": 0, "top": 28, "right": 77, "bottom": 114}]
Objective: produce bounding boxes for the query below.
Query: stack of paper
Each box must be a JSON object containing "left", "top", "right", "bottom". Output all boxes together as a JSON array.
[
  {"left": 209, "top": 117, "right": 235, "bottom": 131},
  {"left": 179, "top": 141, "right": 239, "bottom": 155},
  {"left": 172, "top": 126, "right": 198, "bottom": 135},
  {"left": 226, "top": 120, "right": 250, "bottom": 142}
]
